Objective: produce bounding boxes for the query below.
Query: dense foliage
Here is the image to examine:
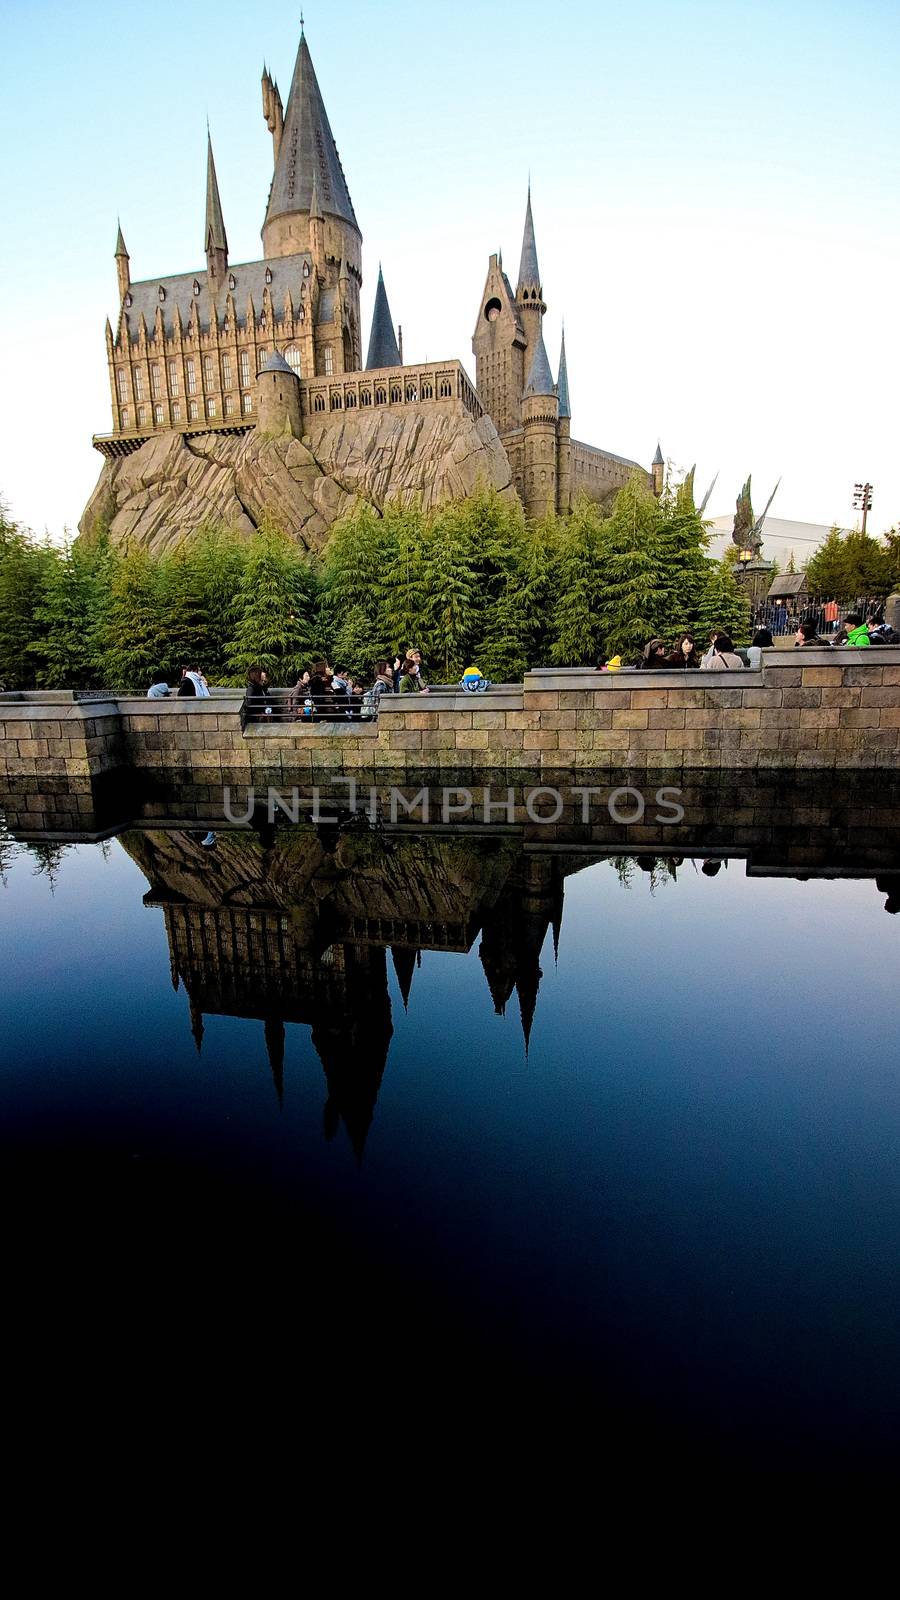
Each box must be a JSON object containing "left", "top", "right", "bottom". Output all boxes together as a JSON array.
[
  {"left": 0, "top": 478, "right": 753, "bottom": 691},
  {"left": 804, "top": 525, "right": 900, "bottom": 597}
]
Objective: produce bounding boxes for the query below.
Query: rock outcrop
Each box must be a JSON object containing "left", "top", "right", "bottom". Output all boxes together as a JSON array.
[{"left": 80, "top": 402, "right": 514, "bottom": 555}]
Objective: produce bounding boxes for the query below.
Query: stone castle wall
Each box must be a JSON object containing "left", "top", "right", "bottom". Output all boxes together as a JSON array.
[{"left": 3, "top": 652, "right": 900, "bottom": 783}]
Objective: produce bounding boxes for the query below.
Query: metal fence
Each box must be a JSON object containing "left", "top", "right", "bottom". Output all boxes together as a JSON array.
[
  {"left": 243, "top": 687, "right": 379, "bottom": 725},
  {"left": 751, "top": 595, "right": 892, "bottom": 638}
]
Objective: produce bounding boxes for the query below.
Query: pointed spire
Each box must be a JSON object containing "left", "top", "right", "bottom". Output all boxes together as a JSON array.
[
  {"left": 524, "top": 326, "right": 554, "bottom": 395},
  {"left": 653, "top": 441, "right": 664, "bottom": 466},
  {"left": 263, "top": 30, "right": 358, "bottom": 235},
  {"left": 557, "top": 327, "right": 571, "bottom": 419},
  {"left": 366, "top": 264, "right": 401, "bottom": 369},
  {"left": 205, "top": 132, "right": 228, "bottom": 252},
  {"left": 115, "top": 220, "right": 130, "bottom": 300},
  {"left": 391, "top": 947, "right": 417, "bottom": 1011},
  {"left": 115, "top": 220, "right": 128, "bottom": 259},
  {"left": 517, "top": 183, "right": 540, "bottom": 291}
]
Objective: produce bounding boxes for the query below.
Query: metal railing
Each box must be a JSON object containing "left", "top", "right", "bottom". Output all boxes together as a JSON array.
[
  {"left": 242, "top": 687, "right": 378, "bottom": 725},
  {"left": 752, "top": 595, "right": 896, "bottom": 639}
]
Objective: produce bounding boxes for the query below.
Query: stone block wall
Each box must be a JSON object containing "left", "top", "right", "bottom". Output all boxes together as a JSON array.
[{"left": 3, "top": 652, "right": 900, "bottom": 782}]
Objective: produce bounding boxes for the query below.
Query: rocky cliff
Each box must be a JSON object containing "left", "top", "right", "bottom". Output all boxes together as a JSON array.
[{"left": 80, "top": 402, "right": 514, "bottom": 555}]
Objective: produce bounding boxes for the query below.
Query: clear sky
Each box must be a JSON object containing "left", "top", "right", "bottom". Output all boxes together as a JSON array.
[{"left": 2, "top": 0, "right": 899, "bottom": 543}]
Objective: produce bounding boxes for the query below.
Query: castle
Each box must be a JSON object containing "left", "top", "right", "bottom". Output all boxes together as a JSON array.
[{"left": 93, "top": 24, "right": 657, "bottom": 530}]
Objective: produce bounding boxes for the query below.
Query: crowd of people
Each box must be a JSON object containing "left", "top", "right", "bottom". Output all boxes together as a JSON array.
[
  {"left": 621, "top": 612, "right": 898, "bottom": 673},
  {"left": 244, "top": 649, "right": 430, "bottom": 721}
]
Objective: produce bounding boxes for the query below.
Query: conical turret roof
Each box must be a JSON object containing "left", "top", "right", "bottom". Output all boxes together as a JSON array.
[
  {"left": 557, "top": 328, "right": 571, "bottom": 418},
  {"left": 205, "top": 132, "right": 228, "bottom": 254},
  {"left": 366, "top": 265, "right": 401, "bottom": 369},
  {"left": 115, "top": 220, "right": 128, "bottom": 258},
  {"left": 517, "top": 184, "right": 540, "bottom": 290},
  {"left": 653, "top": 441, "right": 664, "bottom": 466},
  {"left": 525, "top": 327, "right": 555, "bottom": 396},
  {"left": 264, "top": 32, "right": 359, "bottom": 234}
]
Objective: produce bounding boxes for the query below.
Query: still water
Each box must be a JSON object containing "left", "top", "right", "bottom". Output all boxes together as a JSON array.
[{"left": 2, "top": 776, "right": 899, "bottom": 1465}]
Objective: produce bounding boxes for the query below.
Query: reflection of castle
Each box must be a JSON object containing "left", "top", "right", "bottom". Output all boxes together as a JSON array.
[{"left": 122, "top": 826, "right": 582, "bottom": 1154}]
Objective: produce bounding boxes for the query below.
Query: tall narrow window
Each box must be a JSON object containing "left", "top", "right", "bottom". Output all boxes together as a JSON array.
[
  {"left": 153, "top": 403, "right": 163, "bottom": 425},
  {"left": 242, "top": 392, "right": 253, "bottom": 415},
  {"left": 203, "top": 354, "right": 215, "bottom": 388},
  {"left": 239, "top": 350, "right": 250, "bottom": 386},
  {"left": 188, "top": 398, "right": 199, "bottom": 420},
  {"left": 168, "top": 359, "right": 179, "bottom": 396},
  {"left": 207, "top": 397, "right": 217, "bottom": 418},
  {"left": 134, "top": 367, "right": 145, "bottom": 401},
  {"left": 186, "top": 358, "right": 196, "bottom": 395},
  {"left": 224, "top": 394, "right": 235, "bottom": 417},
  {"left": 256, "top": 347, "right": 269, "bottom": 373},
  {"left": 172, "top": 400, "right": 182, "bottom": 422},
  {"left": 137, "top": 405, "right": 147, "bottom": 426},
  {"left": 116, "top": 368, "right": 128, "bottom": 403},
  {"left": 323, "top": 345, "right": 333, "bottom": 376},
  {"left": 222, "top": 353, "right": 232, "bottom": 389},
  {"left": 150, "top": 364, "right": 160, "bottom": 399},
  {"left": 121, "top": 407, "right": 130, "bottom": 429},
  {"left": 285, "top": 346, "right": 302, "bottom": 377}
]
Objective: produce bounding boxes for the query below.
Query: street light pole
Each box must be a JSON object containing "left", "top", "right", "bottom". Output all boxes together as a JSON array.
[{"left": 853, "top": 481, "right": 873, "bottom": 538}]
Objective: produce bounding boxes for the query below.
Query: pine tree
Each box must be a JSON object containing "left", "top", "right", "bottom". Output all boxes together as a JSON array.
[
  {"left": 225, "top": 519, "right": 318, "bottom": 683},
  {"left": 373, "top": 502, "right": 429, "bottom": 662},
  {"left": 192, "top": 525, "right": 249, "bottom": 681},
  {"left": 31, "top": 536, "right": 112, "bottom": 688},
  {"left": 0, "top": 502, "right": 57, "bottom": 688},
  {"left": 320, "top": 500, "right": 390, "bottom": 673},
  {"left": 477, "top": 517, "right": 554, "bottom": 680},
  {"left": 549, "top": 496, "right": 606, "bottom": 665},
  {"left": 693, "top": 556, "right": 750, "bottom": 643},
  {"left": 419, "top": 502, "right": 480, "bottom": 679},
  {"left": 100, "top": 544, "right": 167, "bottom": 691}
]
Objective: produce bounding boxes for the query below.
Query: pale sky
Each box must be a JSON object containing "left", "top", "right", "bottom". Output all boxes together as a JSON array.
[{"left": 2, "top": 0, "right": 899, "bottom": 543}]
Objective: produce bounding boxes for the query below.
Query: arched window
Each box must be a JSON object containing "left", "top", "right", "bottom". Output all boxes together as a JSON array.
[
  {"left": 168, "top": 359, "right": 179, "bottom": 396},
  {"left": 256, "top": 347, "right": 269, "bottom": 373},
  {"left": 150, "top": 364, "right": 160, "bottom": 398},
  {"left": 116, "top": 369, "right": 128, "bottom": 403},
  {"left": 188, "top": 398, "right": 199, "bottom": 420},
  {"left": 222, "top": 353, "right": 232, "bottom": 389},
  {"left": 137, "top": 405, "right": 147, "bottom": 427},
  {"left": 374, "top": 386, "right": 386, "bottom": 405},
  {"left": 303, "top": 262, "right": 310, "bottom": 278},
  {"left": 421, "top": 382, "right": 433, "bottom": 399},
  {"left": 390, "top": 384, "right": 402, "bottom": 403},
  {"left": 121, "top": 407, "right": 130, "bottom": 429},
  {"left": 439, "top": 379, "right": 452, "bottom": 398},
  {"left": 133, "top": 367, "right": 145, "bottom": 401},
  {"left": 224, "top": 394, "right": 235, "bottom": 417},
  {"left": 242, "top": 392, "right": 253, "bottom": 415},
  {"left": 172, "top": 400, "right": 182, "bottom": 422},
  {"left": 331, "top": 392, "right": 342, "bottom": 409},
  {"left": 124, "top": 292, "right": 133, "bottom": 309},
  {"left": 203, "top": 354, "right": 215, "bottom": 387},
  {"left": 323, "top": 345, "right": 333, "bottom": 375},
  {"left": 239, "top": 350, "right": 250, "bottom": 386},
  {"left": 360, "top": 389, "right": 371, "bottom": 406},
  {"left": 158, "top": 285, "right": 166, "bottom": 303},
  {"left": 313, "top": 393, "right": 326, "bottom": 412},
  {"left": 265, "top": 267, "right": 272, "bottom": 285},
  {"left": 207, "top": 396, "right": 217, "bottom": 418},
  {"left": 153, "top": 403, "right": 163, "bottom": 425},
  {"left": 346, "top": 391, "right": 356, "bottom": 408},
  {"left": 298, "top": 305, "right": 305, "bottom": 321},
  {"left": 405, "top": 384, "right": 417, "bottom": 402},
  {"left": 284, "top": 345, "right": 302, "bottom": 377},
  {"left": 186, "top": 358, "right": 197, "bottom": 395},
  {"left": 228, "top": 273, "right": 236, "bottom": 291}
]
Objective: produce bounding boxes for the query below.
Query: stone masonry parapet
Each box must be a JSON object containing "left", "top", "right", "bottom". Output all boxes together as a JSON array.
[{"left": 3, "top": 653, "right": 900, "bottom": 779}]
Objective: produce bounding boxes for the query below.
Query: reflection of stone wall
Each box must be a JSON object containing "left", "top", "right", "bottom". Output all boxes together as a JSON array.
[{"left": 4, "top": 653, "right": 900, "bottom": 780}]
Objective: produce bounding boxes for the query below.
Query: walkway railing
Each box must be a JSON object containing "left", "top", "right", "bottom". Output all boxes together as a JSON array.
[
  {"left": 753, "top": 595, "right": 892, "bottom": 637},
  {"left": 242, "top": 688, "right": 377, "bottom": 726}
]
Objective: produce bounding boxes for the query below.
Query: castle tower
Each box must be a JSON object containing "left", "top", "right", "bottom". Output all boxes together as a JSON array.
[
  {"left": 515, "top": 185, "right": 546, "bottom": 388},
  {"left": 256, "top": 350, "right": 301, "bottom": 437},
  {"left": 366, "top": 265, "right": 401, "bottom": 369},
  {"left": 260, "top": 27, "right": 362, "bottom": 374},
  {"left": 114, "top": 222, "right": 130, "bottom": 304},
  {"left": 522, "top": 328, "right": 559, "bottom": 520},
  {"left": 472, "top": 251, "right": 527, "bottom": 435},
  {"left": 556, "top": 327, "right": 572, "bottom": 515},
  {"left": 652, "top": 442, "right": 664, "bottom": 498},
  {"left": 205, "top": 132, "right": 229, "bottom": 293}
]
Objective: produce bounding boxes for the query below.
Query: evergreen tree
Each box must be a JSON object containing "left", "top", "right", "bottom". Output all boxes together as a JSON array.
[
  {"left": 0, "top": 502, "right": 57, "bottom": 688},
  {"left": 192, "top": 525, "right": 249, "bottom": 681},
  {"left": 477, "top": 517, "right": 554, "bottom": 680},
  {"left": 225, "top": 520, "right": 318, "bottom": 683},
  {"left": 806, "top": 525, "right": 895, "bottom": 596},
  {"left": 100, "top": 544, "right": 167, "bottom": 691},
  {"left": 549, "top": 496, "right": 606, "bottom": 665},
  {"left": 693, "top": 556, "right": 750, "bottom": 643},
  {"left": 320, "top": 500, "right": 390, "bottom": 672},
  {"left": 31, "top": 536, "right": 112, "bottom": 688},
  {"left": 419, "top": 502, "right": 480, "bottom": 679},
  {"left": 373, "top": 502, "right": 429, "bottom": 662}
]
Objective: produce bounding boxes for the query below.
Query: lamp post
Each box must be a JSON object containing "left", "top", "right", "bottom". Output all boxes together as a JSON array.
[
  {"left": 737, "top": 547, "right": 754, "bottom": 570},
  {"left": 853, "top": 482, "right": 873, "bottom": 537}
]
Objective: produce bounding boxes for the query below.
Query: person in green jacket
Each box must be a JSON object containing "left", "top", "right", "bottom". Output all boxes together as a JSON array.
[{"left": 843, "top": 613, "right": 871, "bottom": 648}]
